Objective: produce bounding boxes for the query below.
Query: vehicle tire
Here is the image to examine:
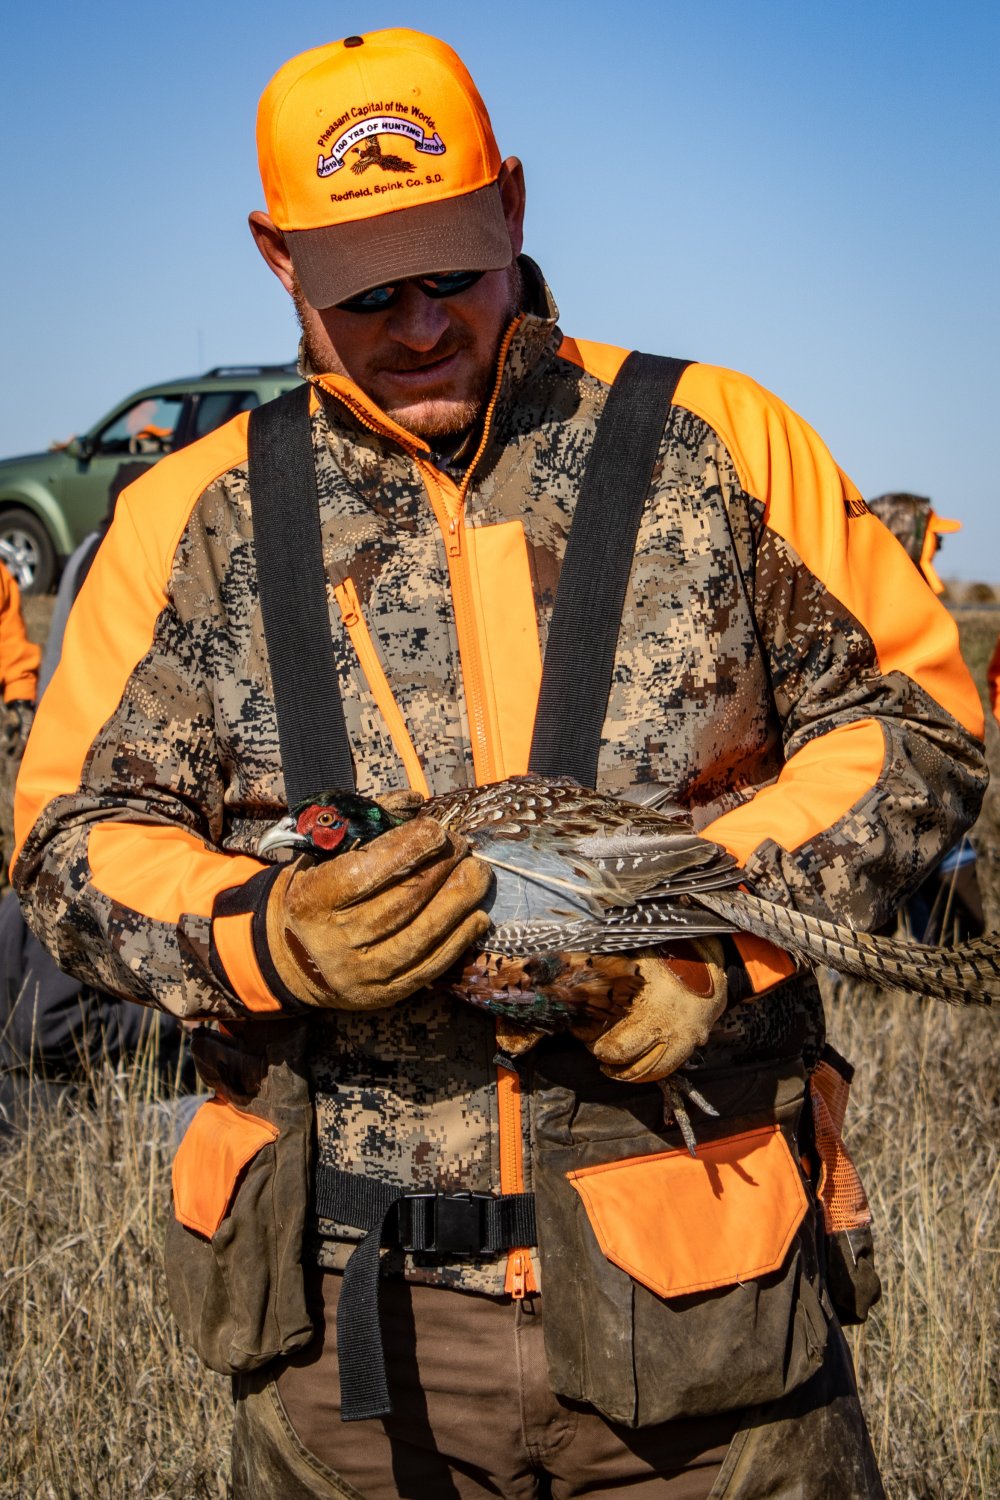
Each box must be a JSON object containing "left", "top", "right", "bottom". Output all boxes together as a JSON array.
[{"left": 0, "top": 508, "right": 57, "bottom": 594}]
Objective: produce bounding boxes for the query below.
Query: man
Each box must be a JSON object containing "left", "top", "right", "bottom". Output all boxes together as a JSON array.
[{"left": 12, "top": 28, "right": 987, "bottom": 1500}]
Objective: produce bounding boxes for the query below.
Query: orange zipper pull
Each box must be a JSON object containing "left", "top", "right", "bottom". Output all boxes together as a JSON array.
[
  {"left": 333, "top": 579, "right": 360, "bottom": 627},
  {"left": 506, "top": 1251, "right": 529, "bottom": 1300},
  {"left": 446, "top": 516, "right": 462, "bottom": 558}
]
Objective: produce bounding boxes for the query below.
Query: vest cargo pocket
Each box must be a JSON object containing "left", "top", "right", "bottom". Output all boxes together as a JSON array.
[
  {"left": 164, "top": 1027, "right": 315, "bottom": 1376},
  {"left": 530, "top": 1043, "right": 830, "bottom": 1428},
  {"left": 172, "top": 1097, "right": 279, "bottom": 1237},
  {"left": 566, "top": 1125, "right": 808, "bottom": 1298}
]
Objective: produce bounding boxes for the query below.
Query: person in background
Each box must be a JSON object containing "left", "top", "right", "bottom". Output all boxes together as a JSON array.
[
  {"left": 866, "top": 492, "right": 961, "bottom": 596},
  {"left": 0, "top": 559, "right": 40, "bottom": 875},
  {"left": 0, "top": 559, "right": 39, "bottom": 758}
]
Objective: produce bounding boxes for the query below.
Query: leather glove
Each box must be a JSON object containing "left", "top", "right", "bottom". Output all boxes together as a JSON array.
[
  {"left": 575, "top": 938, "right": 727, "bottom": 1083},
  {"left": 376, "top": 787, "right": 427, "bottom": 821},
  {"left": 262, "top": 816, "right": 493, "bottom": 1010},
  {"left": 1, "top": 699, "right": 34, "bottom": 759},
  {"left": 494, "top": 1014, "right": 547, "bottom": 1058}
]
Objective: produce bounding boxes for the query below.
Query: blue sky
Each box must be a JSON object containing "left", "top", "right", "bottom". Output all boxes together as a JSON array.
[{"left": 2, "top": 0, "right": 997, "bottom": 578}]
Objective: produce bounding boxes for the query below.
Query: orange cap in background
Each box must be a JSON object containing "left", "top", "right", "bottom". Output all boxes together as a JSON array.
[
  {"left": 920, "top": 511, "right": 962, "bottom": 594},
  {"left": 256, "top": 29, "right": 511, "bottom": 309}
]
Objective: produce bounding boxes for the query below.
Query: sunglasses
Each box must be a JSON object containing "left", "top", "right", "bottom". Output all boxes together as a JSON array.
[{"left": 335, "top": 269, "right": 485, "bottom": 314}]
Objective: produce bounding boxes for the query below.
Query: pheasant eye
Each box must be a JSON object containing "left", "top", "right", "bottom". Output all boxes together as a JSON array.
[{"left": 317, "top": 812, "right": 335, "bottom": 825}]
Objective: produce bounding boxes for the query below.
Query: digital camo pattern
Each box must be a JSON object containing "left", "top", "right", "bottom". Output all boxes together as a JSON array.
[
  {"left": 307, "top": 997, "right": 520, "bottom": 1291},
  {"left": 14, "top": 274, "right": 986, "bottom": 1289}
]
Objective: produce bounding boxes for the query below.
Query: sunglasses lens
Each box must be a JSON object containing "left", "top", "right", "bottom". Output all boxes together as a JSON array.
[
  {"left": 336, "top": 270, "right": 485, "bottom": 313},
  {"left": 419, "top": 270, "right": 485, "bottom": 299},
  {"left": 337, "top": 283, "right": 399, "bottom": 313}
]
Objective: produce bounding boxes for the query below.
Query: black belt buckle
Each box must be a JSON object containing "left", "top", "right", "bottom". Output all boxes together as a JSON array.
[{"left": 400, "top": 1190, "right": 491, "bottom": 1258}]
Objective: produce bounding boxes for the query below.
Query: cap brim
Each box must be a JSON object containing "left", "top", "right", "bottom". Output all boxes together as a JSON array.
[
  {"left": 929, "top": 515, "right": 962, "bottom": 535},
  {"left": 285, "top": 183, "right": 513, "bottom": 309}
]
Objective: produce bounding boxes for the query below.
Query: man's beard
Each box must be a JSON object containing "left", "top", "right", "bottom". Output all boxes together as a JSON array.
[{"left": 292, "top": 263, "right": 523, "bottom": 441}]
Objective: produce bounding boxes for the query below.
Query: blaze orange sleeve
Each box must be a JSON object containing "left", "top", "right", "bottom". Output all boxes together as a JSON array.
[
  {"left": 0, "top": 562, "right": 41, "bottom": 703},
  {"left": 675, "top": 365, "right": 985, "bottom": 910},
  {"left": 12, "top": 417, "right": 275, "bottom": 1018}
]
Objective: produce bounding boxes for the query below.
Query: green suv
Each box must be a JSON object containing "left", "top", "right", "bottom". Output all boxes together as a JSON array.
[{"left": 0, "top": 364, "right": 302, "bottom": 592}]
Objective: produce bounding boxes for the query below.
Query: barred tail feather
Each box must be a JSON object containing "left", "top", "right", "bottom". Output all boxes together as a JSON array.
[{"left": 696, "top": 890, "right": 998, "bottom": 1005}]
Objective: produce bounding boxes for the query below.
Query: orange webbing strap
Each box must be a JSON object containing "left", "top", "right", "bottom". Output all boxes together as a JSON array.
[{"left": 810, "top": 1059, "right": 871, "bottom": 1233}]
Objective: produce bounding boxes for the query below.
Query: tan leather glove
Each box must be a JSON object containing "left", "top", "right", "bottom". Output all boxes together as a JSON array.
[
  {"left": 494, "top": 1014, "right": 547, "bottom": 1058},
  {"left": 577, "top": 938, "right": 727, "bottom": 1082},
  {"left": 376, "top": 788, "right": 426, "bottom": 820},
  {"left": 263, "top": 817, "right": 493, "bottom": 1010}
]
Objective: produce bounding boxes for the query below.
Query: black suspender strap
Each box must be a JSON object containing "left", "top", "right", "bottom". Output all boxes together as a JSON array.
[
  {"left": 528, "top": 352, "right": 691, "bottom": 787},
  {"left": 247, "top": 383, "right": 356, "bottom": 805}
]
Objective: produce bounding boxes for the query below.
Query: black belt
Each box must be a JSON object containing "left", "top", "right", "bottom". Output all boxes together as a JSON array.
[{"left": 314, "top": 1165, "right": 537, "bottom": 1422}]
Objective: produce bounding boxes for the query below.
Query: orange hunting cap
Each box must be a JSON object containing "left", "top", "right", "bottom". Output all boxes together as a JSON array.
[
  {"left": 256, "top": 29, "right": 511, "bottom": 309},
  {"left": 920, "top": 510, "right": 962, "bottom": 594}
]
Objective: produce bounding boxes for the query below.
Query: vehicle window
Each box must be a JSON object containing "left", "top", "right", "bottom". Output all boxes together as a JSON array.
[
  {"left": 188, "top": 389, "right": 260, "bottom": 441},
  {"left": 95, "top": 395, "right": 184, "bottom": 456}
]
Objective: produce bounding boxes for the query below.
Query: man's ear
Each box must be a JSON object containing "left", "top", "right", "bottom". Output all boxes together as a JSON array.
[
  {"left": 497, "top": 157, "right": 526, "bottom": 258},
  {"left": 248, "top": 211, "right": 296, "bottom": 295}
]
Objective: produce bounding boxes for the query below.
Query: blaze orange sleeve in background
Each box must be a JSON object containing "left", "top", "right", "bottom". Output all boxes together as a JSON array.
[{"left": 0, "top": 562, "right": 41, "bottom": 703}]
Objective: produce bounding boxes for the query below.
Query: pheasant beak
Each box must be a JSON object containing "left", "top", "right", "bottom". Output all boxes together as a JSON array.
[{"left": 257, "top": 814, "right": 308, "bottom": 857}]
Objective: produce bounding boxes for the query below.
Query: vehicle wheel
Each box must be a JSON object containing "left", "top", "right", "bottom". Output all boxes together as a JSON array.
[{"left": 0, "top": 509, "right": 57, "bottom": 594}]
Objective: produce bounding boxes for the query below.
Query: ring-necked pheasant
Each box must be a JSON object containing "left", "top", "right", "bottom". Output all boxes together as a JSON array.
[{"left": 257, "top": 773, "right": 1000, "bottom": 1025}]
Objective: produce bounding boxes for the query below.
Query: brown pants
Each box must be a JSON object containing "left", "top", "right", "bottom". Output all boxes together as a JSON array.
[{"left": 231, "top": 1271, "right": 884, "bottom": 1500}]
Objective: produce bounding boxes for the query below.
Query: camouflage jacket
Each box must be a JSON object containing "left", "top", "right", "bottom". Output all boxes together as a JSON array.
[{"left": 12, "top": 270, "right": 986, "bottom": 1290}]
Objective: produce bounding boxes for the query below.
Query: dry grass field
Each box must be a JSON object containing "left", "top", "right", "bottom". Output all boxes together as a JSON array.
[{"left": 0, "top": 603, "right": 997, "bottom": 1498}]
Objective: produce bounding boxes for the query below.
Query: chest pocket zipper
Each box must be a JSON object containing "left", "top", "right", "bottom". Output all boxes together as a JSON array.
[{"left": 333, "top": 577, "right": 430, "bottom": 797}]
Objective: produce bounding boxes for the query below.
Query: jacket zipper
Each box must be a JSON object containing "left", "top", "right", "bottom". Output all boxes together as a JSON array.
[
  {"left": 497, "top": 1063, "right": 538, "bottom": 1298},
  {"left": 414, "top": 317, "right": 523, "bottom": 784},
  {"left": 314, "top": 342, "right": 536, "bottom": 1295},
  {"left": 333, "top": 578, "right": 430, "bottom": 797}
]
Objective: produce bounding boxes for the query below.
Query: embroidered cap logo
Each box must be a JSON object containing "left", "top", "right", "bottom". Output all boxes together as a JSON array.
[{"left": 317, "top": 114, "right": 446, "bottom": 179}]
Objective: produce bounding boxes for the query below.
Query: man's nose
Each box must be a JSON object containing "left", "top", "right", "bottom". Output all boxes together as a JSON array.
[{"left": 385, "top": 283, "right": 451, "bottom": 349}]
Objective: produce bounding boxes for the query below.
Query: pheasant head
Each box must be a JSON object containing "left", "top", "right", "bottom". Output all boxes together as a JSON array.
[{"left": 257, "top": 790, "right": 402, "bottom": 859}]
